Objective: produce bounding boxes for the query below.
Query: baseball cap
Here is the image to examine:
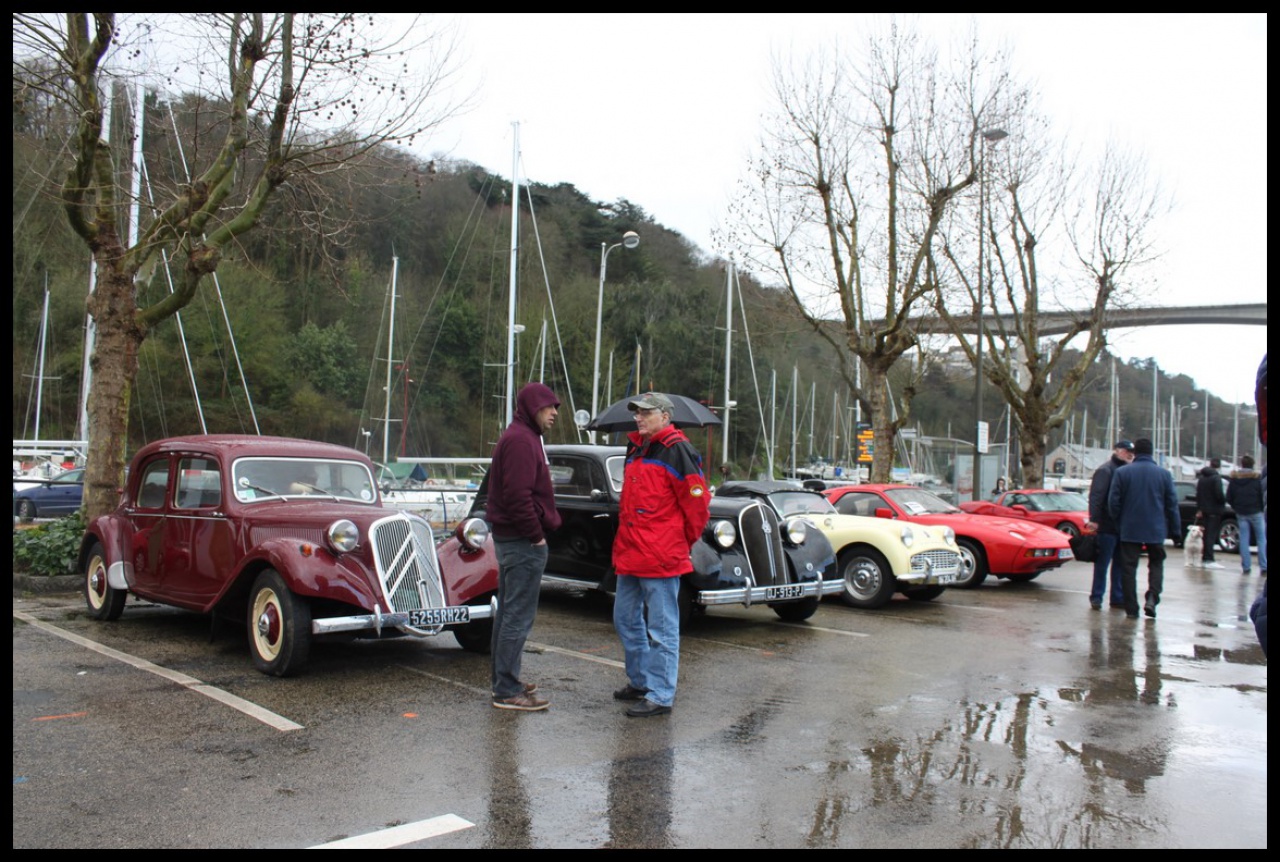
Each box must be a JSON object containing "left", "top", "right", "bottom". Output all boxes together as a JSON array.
[
  {"left": 628, "top": 391, "right": 674, "bottom": 414},
  {"left": 1113, "top": 439, "right": 1134, "bottom": 451}
]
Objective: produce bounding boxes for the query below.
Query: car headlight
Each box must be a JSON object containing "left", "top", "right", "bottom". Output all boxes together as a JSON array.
[
  {"left": 900, "top": 524, "right": 916, "bottom": 547},
  {"left": 710, "top": 519, "right": 737, "bottom": 549},
  {"left": 784, "top": 517, "right": 808, "bottom": 545},
  {"left": 326, "top": 519, "right": 359, "bottom": 554},
  {"left": 458, "top": 517, "right": 490, "bottom": 550},
  {"left": 942, "top": 526, "right": 956, "bottom": 544}
]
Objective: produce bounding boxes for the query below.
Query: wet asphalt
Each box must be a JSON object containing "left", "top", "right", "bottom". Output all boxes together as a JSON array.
[{"left": 12, "top": 551, "right": 1267, "bottom": 848}]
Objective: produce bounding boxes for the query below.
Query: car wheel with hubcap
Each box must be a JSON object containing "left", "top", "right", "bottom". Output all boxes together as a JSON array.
[
  {"left": 1056, "top": 521, "right": 1080, "bottom": 538},
  {"left": 1218, "top": 519, "right": 1241, "bottom": 554},
  {"left": 837, "top": 547, "right": 896, "bottom": 609},
  {"left": 248, "top": 569, "right": 312, "bottom": 677},
  {"left": 953, "top": 539, "right": 989, "bottom": 588},
  {"left": 83, "top": 542, "right": 126, "bottom": 621},
  {"left": 17, "top": 499, "right": 37, "bottom": 523}
]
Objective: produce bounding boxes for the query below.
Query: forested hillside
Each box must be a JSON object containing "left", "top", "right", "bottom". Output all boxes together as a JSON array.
[{"left": 12, "top": 86, "right": 1247, "bottom": 476}]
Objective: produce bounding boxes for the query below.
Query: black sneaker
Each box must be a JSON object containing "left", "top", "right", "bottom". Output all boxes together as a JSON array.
[
  {"left": 613, "top": 683, "right": 648, "bottom": 701},
  {"left": 626, "top": 698, "right": 672, "bottom": 718},
  {"left": 1143, "top": 597, "right": 1157, "bottom": 618},
  {"left": 1090, "top": 600, "right": 1102, "bottom": 610}
]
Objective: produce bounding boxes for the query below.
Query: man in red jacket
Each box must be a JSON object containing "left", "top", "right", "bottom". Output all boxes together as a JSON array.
[
  {"left": 610, "top": 392, "right": 711, "bottom": 717},
  {"left": 485, "top": 382, "right": 562, "bottom": 711}
]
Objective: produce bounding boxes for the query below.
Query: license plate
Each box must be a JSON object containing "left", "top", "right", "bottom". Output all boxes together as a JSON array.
[
  {"left": 408, "top": 607, "right": 470, "bottom": 627},
  {"left": 764, "top": 584, "right": 804, "bottom": 601},
  {"left": 935, "top": 572, "right": 956, "bottom": 585},
  {"left": 1058, "top": 549, "right": 1074, "bottom": 559}
]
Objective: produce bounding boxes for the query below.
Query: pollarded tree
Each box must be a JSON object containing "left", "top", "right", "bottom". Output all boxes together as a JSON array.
[
  {"left": 12, "top": 13, "right": 463, "bottom": 519},
  {"left": 934, "top": 122, "right": 1167, "bottom": 488},
  {"left": 727, "top": 22, "right": 1018, "bottom": 482}
]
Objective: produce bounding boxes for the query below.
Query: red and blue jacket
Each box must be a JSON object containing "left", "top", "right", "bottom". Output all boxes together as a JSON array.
[{"left": 613, "top": 424, "right": 711, "bottom": 578}]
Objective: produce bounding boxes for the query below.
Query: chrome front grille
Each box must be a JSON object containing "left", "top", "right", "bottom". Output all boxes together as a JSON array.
[
  {"left": 738, "top": 502, "right": 790, "bottom": 587},
  {"left": 911, "top": 549, "right": 961, "bottom": 576},
  {"left": 369, "top": 513, "right": 446, "bottom": 616}
]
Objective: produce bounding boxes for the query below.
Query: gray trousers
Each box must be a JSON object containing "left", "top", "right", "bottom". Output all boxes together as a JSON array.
[{"left": 491, "top": 538, "right": 547, "bottom": 698}]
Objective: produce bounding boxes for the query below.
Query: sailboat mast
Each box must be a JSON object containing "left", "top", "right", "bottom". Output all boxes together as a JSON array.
[
  {"left": 383, "top": 256, "right": 398, "bottom": 465},
  {"left": 721, "top": 259, "right": 733, "bottom": 470},
  {"left": 506, "top": 122, "right": 521, "bottom": 428},
  {"left": 35, "top": 288, "right": 50, "bottom": 443}
]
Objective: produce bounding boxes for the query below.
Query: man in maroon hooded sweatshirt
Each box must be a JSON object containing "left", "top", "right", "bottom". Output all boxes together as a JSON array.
[{"left": 485, "top": 382, "right": 562, "bottom": 711}]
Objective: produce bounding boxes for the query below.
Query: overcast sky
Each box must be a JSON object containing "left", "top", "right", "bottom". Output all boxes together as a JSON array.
[{"left": 421, "top": 13, "right": 1266, "bottom": 409}]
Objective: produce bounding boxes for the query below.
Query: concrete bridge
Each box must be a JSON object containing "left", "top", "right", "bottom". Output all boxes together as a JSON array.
[{"left": 936, "top": 302, "right": 1266, "bottom": 336}]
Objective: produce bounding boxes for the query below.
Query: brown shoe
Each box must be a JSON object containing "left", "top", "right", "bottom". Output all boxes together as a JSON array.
[
  {"left": 492, "top": 692, "right": 549, "bottom": 711},
  {"left": 521, "top": 681, "right": 538, "bottom": 694}
]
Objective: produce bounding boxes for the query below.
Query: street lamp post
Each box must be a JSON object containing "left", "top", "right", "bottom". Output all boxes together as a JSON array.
[
  {"left": 590, "top": 231, "right": 640, "bottom": 444},
  {"left": 973, "top": 127, "right": 1008, "bottom": 501}
]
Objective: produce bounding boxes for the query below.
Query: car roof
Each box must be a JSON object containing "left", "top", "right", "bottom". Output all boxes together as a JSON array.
[
  {"left": 130, "top": 434, "right": 372, "bottom": 464},
  {"left": 717, "top": 480, "right": 816, "bottom": 497}
]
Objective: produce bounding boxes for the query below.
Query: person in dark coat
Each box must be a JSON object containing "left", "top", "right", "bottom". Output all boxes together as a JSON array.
[
  {"left": 1227, "top": 454, "right": 1267, "bottom": 576},
  {"left": 1108, "top": 437, "right": 1181, "bottom": 619},
  {"left": 1195, "top": 457, "right": 1227, "bottom": 566},
  {"left": 1086, "top": 439, "right": 1135, "bottom": 609},
  {"left": 485, "top": 382, "right": 562, "bottom": 711}
]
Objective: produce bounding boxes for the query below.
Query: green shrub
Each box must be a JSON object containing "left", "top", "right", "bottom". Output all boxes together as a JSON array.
[{"left": 13, "top": 512, "right": 85, "bottom": 576}]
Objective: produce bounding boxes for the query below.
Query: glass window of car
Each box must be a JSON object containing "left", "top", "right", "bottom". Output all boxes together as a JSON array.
[
  {"left": 768, "top": 491, "right": 836, "bottom": 516},
  {"left": 885, "top": 487, "right": 962, "bottom": 515},
  {"left": 833, "top": 491, "right": 882, "bottom": 518},
  {"left": 175, "top": 457, "right": 222, "bottom": 509},
  {"left": 137, "top": 459, "right": 171, "bottom": 509},
  {"left": 232, "top": 457, "right": 375, "bottom": 503},
  {"left": 49, "top": 467, "right": 85, "bottom": 485},
  {"left": 548, "top": 456, "right": 595, "bottom": 497},
  {"left": 605, "top": 455, "right": 625, "bottom": 493}
]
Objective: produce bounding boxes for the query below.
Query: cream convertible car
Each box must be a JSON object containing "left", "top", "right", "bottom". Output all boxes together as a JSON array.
[{"left": 716, "top": 481, "right": 962, "bottom": 609}]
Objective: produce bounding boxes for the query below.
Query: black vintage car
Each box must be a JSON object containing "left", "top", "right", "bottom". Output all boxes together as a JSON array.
[{"left": 471, "top": 444, "right": 841, "bottom": 628}]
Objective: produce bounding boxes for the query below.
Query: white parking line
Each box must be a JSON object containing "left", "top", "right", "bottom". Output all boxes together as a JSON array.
[
  {"left": 309, "top": 813, "right": 474, "bottom": 848},
  {"left": 12, "top": 610, "right": 304, "bottom": 732}
]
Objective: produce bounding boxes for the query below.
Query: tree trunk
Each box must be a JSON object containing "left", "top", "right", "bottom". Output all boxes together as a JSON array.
[
  {"left": 864, "top": 364, "right": 895, "bottom": 483},
  {"left": 82, "top": 268, "right": 146, "bottom": 521},
  {"left": 1019, "top": 425, "right": 1048, "bottom": 489}
]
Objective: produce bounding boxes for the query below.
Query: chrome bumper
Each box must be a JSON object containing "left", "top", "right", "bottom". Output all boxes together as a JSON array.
[
  {"left": 696, "top": 577, "right": 844, "bottom": 608},
  {"left": 312, "top": 596, "right": 497, "bottom": 636}
]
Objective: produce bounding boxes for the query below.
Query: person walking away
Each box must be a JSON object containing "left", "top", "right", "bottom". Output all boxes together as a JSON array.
[
  {"left": 1227, "top": 454, "right": 1267, "bottom": 577},
  {"left": 484, "top": 382, "right": 562, "bottom": 711},
  {"left": 1195, "top": 457, "right": 1227, "bottom": 567},
  {"left": 611, "top": 392, "right": 711, "bottom": 718},
  {"left": 1108, "top": 437, "right": 1181, "bottom": 619},
  {"left": 1086, "top": 439, "right": 1135, "bottom": 609}
]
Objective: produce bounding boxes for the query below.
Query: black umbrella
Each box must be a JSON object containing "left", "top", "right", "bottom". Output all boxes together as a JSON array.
[{"left": 587, "top": 394, "right": 723, "bottom": 433}]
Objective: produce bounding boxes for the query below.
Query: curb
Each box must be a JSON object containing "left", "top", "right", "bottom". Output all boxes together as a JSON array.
[{"left": 13, "top": 573, "right": 80, "bottom": 595}]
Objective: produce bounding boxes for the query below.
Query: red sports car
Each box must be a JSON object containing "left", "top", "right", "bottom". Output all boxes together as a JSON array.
[
  {"left": 960, "top": 489, "right": 1090, "bottom": 537},
  {"left": 823, "top": 484, "right": 1074, "bottom": 589}
]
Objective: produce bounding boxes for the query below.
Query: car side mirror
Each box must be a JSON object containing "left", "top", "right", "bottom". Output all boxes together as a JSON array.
[
  {"left": 591, "top": 488, "right": 609, "bottom": 502},
  {"left": 874, "top": 507, "right": 894, "bottom": 519},
  {"left": 1011, "top": 505, "right": 1030, "bottom": 515}
]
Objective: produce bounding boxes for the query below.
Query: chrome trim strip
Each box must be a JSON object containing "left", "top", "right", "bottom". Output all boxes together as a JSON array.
[
  {"left": 312, "top": 602, "right": 495, "bottom": 636},
  {"left": 693, "top": 576, "right": 842, "bottom": 607}
]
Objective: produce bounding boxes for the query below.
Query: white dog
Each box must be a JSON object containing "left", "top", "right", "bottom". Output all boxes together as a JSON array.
[{"left": 1183, "top": 524, "right": 1205, "bottom": 567}]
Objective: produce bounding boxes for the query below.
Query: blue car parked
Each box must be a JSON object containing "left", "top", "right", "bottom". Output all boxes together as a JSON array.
[{"left": 14, "top": 467, "right": 85, "bottom": 522}]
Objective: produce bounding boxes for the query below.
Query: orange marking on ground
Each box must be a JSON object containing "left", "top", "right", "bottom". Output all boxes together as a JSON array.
[{"left": 32, "top": 712, "right": 88, "bottom": 722}]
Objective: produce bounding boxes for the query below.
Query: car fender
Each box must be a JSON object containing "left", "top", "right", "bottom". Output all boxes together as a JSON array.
[
  {"left": 80, "top": 518, "right": 134, "bottom": 591},
  {"left": 236, "top": 537, "right": 384, "bottom": 612},
  {"left": 435, "top": 536, "right": 500, "bottom": 605}
]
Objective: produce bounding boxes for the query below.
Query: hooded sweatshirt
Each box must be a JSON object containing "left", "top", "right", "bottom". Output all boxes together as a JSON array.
[{"left": 485, "top": 382, "right": 563, "bottom": 542}]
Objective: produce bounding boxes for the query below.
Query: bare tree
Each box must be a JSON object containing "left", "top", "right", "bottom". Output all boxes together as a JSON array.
[
  {"left": 12, "top": 13, "right": 463, "bottom": 518},
  {"left": 936, "top": 124, "right": 1168, "bottom": 488},
  {"left": 728, "top": 22, "right": 1013, "bottom": 482}
]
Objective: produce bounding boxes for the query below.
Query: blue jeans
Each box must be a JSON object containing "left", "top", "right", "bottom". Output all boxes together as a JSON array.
[
  {"left": 1089, "top": 532, "right": 1126, "bottom": 606},
  {"left": 1237, "top": 513, "right": 1268, "bottom": 573},
  {"left": 491, "top": 538, "right": 547, "bottom": 699},
  {"left": 613, "top": 575, "right": 681, "bottom": 707}
]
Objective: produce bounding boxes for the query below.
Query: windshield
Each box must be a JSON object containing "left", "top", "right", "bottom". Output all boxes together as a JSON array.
[
  {"left": 768, "top": 491, "right": 837, "bottom": 516},
  {"left": 885, "top": 487, "right": 962, "bottom": 515},
  {"left": 232, "top": 457, "right": 377, "bottom": 504},
  {"left": 1018, "top": 491, "right": 1087, "bottom": 512}
]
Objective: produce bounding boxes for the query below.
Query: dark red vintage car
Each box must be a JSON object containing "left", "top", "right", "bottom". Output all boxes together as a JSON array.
[{"left": 79, "top": 435, "right": 499, "bottom": 676}]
